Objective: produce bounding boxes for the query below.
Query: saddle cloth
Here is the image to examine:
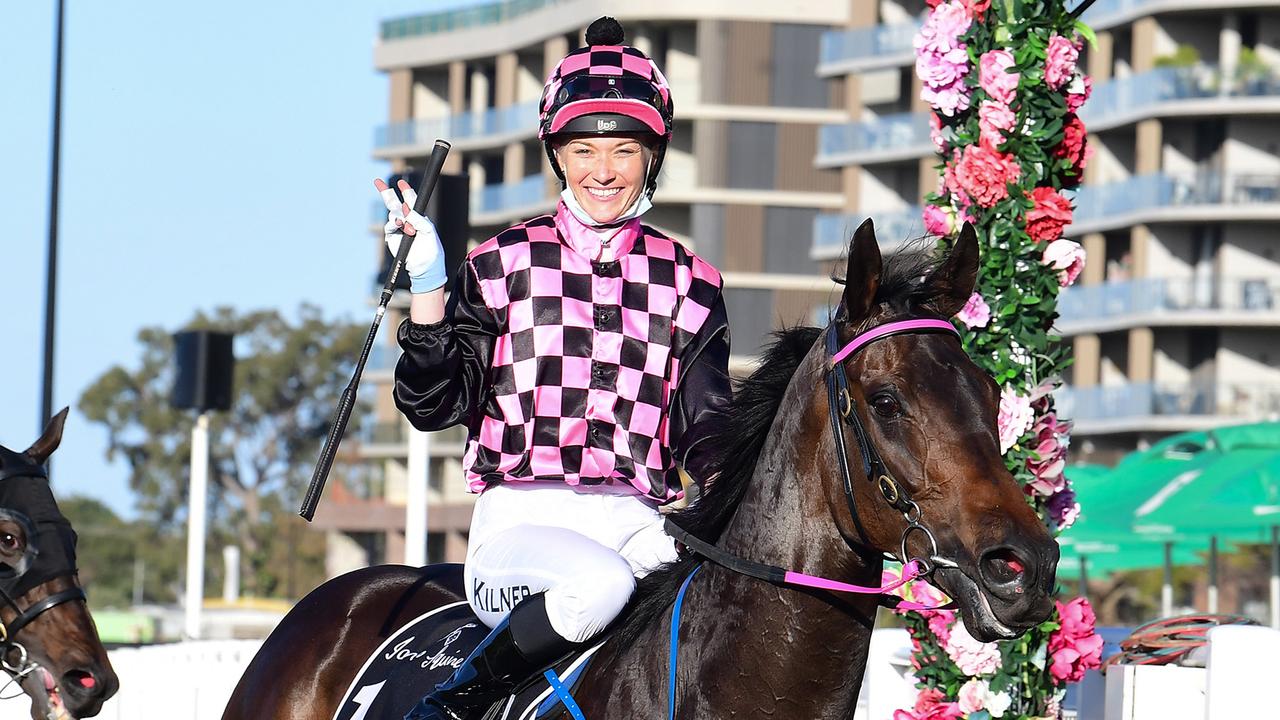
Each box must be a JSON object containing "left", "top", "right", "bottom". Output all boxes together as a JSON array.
[{"left": 330, "top": 600, "right": 602, "bottom": 720}]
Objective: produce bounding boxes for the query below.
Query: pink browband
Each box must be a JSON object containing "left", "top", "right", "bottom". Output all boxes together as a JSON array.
[{"left": 831, "top": 318, "right": 960, "bottom": 365}]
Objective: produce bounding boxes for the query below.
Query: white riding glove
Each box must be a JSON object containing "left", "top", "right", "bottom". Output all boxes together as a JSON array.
[{"left": 379, "top": 184, "right": 448, "bottom": 293}]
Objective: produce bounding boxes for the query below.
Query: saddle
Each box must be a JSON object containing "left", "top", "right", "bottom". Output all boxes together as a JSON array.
[{"left": 331, "top": 567, "right": 602, "bottom": 720}]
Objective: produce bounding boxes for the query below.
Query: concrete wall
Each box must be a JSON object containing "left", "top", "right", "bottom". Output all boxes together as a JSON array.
[
  {"left": 1145, "top": 226, "right": 1196, "bottom": 279},
  {"left": 1221, "top": 226, "right": 1280, "bottom": 279},
  {"left": 1223, "top": 120, "right": 1280, "bottom": 176}
]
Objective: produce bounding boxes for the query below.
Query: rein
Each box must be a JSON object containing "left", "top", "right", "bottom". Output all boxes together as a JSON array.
[{"left": 666, "top": 317, "right": 965, "bottom": 610}]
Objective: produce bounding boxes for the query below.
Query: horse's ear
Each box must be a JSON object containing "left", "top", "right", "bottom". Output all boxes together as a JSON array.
[
  {"left": 927, "top": 221, "right": 980, "bottom": 317},
  {"left": 840, "top": 219, "right": 882, "bottom": 324},
  {"left": 25, "top": 407, "right": 69, "bottom": 465}
]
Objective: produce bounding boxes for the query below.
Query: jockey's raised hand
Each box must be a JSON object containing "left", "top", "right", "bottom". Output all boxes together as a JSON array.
[{"left": 375, "top": 177, "right": 448, "bottom": 293}]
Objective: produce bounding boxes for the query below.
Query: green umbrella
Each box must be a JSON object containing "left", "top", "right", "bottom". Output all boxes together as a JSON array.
[
  {"left": 1123, "top": 422, "right": 1280, "bottom": 621},
  {"left": 1134, "top": 449, "right": 1280, "bottom": 537},
  {"left": 1058, "top": 449, "right": 1222, "bottom": 605}
]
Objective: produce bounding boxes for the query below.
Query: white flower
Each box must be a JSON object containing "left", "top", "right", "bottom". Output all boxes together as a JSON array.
[{"left": 987, "top": 689, "right": 1013, "bottom": 718}]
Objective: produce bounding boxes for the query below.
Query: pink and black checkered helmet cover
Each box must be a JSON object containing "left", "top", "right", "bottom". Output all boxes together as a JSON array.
[{"left": 538, "top": 43, "right": 674, "bottom": 140}]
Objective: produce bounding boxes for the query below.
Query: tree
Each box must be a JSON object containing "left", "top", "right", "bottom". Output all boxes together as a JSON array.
[{"left": 79, "top": 304, "right": 368, "bottom": 599}]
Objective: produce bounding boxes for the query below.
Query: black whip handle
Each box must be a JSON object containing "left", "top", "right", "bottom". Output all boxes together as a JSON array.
[{"left": 300, "top": 139, "right": 452, "bottom": 521}]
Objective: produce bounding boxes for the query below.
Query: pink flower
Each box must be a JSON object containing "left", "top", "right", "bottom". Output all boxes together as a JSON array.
[
  {"left": 1065, "top": 74, "right": 1092, "bottom": 112},
  {"left": 915, "top": 2, "right": 973, "bottom": 116},
  {"left": 1048, "top": 598, "right": 1104, "bottom": 683},
  {"left": 979, "top": 49, "right": 1019, "bottom": 104},
  {"left": 1026, "top": 409, "right": 1071, "bottom": 496},
  {"left": 882, "top": 565, "right": 952, "bottom": 616},
  {"left": 956, "top": 292, "right": 991, "bottom": 328},
  {"left": 894, "top": 688, "right": 965, "bottom": 720},
  {"left": 929, "top": 112, "right": 947, "bottom": 153},
  {"left": 1045, "top": 35, "right": 1080, "bottom": 89},
  {"left": 916, "top": 1, "right": 971, "bottom": 53},
  {"left": 1042, "top": 238, "right": 1087, "bottom": 287},
  {"left": 978, "top": 101, "right": 1017, "bottom": 149},
  {"left": 962, "top": 0, "right": 992, "bottom": 18},
  {"left": 926, "top": 609, "right": 957, "bottom": 647},
  {"left": 958, "top": 678, "right": 990, "bottom": 714},
  {"left": 954, "top": 143, "right": 1021, "bottom": 207},
  {"left": 945, "top": 622, "right": 1003, "bottom": 676},
  {"left": 1026, "top": 186, "right": 1074, "bottom": 243},
  {"left": 998, "top": 387, "right": 1034, "bottom": 454},
  {"left": 922, "top": 204, "right": 958, "bottom": 236}
]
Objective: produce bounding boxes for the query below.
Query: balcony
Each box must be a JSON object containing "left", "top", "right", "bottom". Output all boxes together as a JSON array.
[
  {"left": 1081, "top": 65, "right": 1280, "bottom": 131},
  {"left": 817, "top": 19, "right": 922, "bottom": 77},
  {"left": 380, "top": 0, "right": 565, "bottom": 41},
  {"left": 816, "top": 111, "right": 932, "bottom": 168},
  {"left": 1058, "top": 276, "right": 1280, "bottom": 335},
  {"left": 810, "top": 205, "right": 925, "bottom": 261},
  {"left": 1068, "top": 172, "right": 1280, "bottom": 236},
  {"left": 1057, "top": 382, "right": 1280, "bottom": 435},
  {"left": 473, "top": 174, "right": 554, "bottom": 226},
  {"left": 374, "top": 101, "right": 540, "bottom": 157}
]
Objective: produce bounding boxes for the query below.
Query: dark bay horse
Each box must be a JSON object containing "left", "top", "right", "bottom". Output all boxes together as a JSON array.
[
  {"left": 225, "top": 221, "right": 1058, "bottom": 719},
  {"left": 0, "top": 409, "right": 119, "bottom": 719}
]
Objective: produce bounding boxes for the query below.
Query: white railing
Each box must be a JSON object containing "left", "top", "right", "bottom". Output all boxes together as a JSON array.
[{"left": 0, "top": 641, "right": 261, "bottom": 720}]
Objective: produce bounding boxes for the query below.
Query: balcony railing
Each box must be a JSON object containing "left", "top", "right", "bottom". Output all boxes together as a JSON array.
[
  {"left": 817, "top": 19, "right": 922, "bottom": 75},
  {"left": 375, "top": 102, "right": 540, "bottom": 150},
  {"left": 1070, "top": 172, "right": 1280, "bottom": 231},
  {"left": 810, "top": 205, "right": 925, "bottom": 260},
  {"left": 1081, "top": 65, "right": 1280, "bottom": 129},
  {"left": 1057, "top": 382, "right": 1280, "bottom": 424},
  {"left": 1059, "top": 276, "right": 1280, "bottom": 327},
  {"left": 380, "top": 0, "right": 566, "bottom": 41},
  {"left": 816, "top": 111, "right": 932, "bottom": 167}
]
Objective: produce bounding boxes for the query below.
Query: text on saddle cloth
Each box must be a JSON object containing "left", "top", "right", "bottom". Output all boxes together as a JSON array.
[{"left": 332, "top": 601, "right": 602, "bottom": 720}]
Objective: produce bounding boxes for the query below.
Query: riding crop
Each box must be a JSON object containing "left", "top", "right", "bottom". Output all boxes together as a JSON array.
[{"left": 299, "top": 139, "right": 452, "bottom": 521}]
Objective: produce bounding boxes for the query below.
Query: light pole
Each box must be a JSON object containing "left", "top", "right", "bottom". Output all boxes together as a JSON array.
[{"left": 185, "top": 412, "right": 210, "bottom": 639}]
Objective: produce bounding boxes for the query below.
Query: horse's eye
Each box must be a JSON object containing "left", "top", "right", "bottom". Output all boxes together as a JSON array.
[
  {"left": 0, "top": 534, "right": 18, "bottom": 551},
  {"left": 870, "top": 393, "right": 903, "bottom": 418}
]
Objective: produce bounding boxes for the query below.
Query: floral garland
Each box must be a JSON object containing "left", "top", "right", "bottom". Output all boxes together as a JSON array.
[{"left": 889, "top": 0, "right": 1105, "bottom": 717}]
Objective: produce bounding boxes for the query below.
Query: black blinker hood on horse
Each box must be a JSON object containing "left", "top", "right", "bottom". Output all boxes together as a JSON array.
[{"left": 0, "top": 445, "right": 80, "bottom": 599}]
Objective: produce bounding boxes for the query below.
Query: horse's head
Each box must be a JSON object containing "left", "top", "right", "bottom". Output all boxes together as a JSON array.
[
  {"left": 0, "top": 409, "right": 118, "bottom": 718},
  {"left": 824, "top": 220, "right": 1058, "bottom": 641}
]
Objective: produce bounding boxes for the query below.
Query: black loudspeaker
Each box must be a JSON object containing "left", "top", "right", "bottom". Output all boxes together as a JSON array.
[
  {"left": 171, "top": 331, "right": 235, "bottom": 412},
  {"left": 376, "top": 171, "right": 470, "bottom": 290}
]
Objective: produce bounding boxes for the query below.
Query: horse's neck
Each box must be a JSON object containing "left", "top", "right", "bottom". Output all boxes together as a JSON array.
[{"left": 684, "top": 348, "right": 881, "bottom": 717}]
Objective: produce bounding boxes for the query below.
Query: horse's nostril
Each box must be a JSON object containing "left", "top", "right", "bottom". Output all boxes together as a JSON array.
[
  {"left": 981, "top": 548, "right": 1027, "bottom": 585},
  {"left": 62, "top": 669, "right": 98, "bottom": 694}
]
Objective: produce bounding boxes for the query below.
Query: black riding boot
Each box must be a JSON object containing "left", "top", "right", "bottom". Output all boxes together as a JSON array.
[{"left": 404, "top": 593, "right": 575, "bottom": 720}]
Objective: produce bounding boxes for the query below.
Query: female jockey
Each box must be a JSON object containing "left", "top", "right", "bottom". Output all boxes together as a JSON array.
[{"left": 377, "top": 17, "right": 732, "bottom": 720}]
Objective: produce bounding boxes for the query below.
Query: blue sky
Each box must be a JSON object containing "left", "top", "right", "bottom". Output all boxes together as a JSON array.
[{"left": 0, "top": 1, "right": 482, "bottom": 517}]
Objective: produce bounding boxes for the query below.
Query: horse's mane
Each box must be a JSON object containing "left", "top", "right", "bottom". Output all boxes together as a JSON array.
[{"left": 603, "top": 243, "right": 951, "bottom": 655}]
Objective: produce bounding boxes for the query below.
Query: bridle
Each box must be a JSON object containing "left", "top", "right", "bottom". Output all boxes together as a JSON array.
[
  {"left": 824, "top": 317, "right": 963, "bottom": 577},
  {"left": 664, "top": 315, "right": 967, "bottom": 607},
  {"left": 0, "top": 455, "right": 87, "bottom": 679}
]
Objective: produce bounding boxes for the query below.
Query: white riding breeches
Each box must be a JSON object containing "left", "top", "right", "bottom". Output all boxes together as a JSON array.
[{"left": 463, "top": 482, "right": 680, "bottom": 642}]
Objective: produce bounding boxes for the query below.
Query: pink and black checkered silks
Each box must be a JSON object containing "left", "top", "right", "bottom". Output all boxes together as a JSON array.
[
  {"left": 394, "top": 207, "right": 730, "bottom": 502},
  {"left": 539, "top": 44, "right": 674, "bottom": 138}
]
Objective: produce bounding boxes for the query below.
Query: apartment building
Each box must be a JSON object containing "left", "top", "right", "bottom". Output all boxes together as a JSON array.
[
  {"left": 314, "top": 0, "right": 856, "bottom": 572},
  {"left": 815, "top": 0, "right": 1280, "bottom": 465}
]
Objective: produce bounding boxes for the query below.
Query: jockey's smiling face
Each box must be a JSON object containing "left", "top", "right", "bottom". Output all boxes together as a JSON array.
[{"left": 555, "top": 136, "right": 651, "bottom": 224}]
